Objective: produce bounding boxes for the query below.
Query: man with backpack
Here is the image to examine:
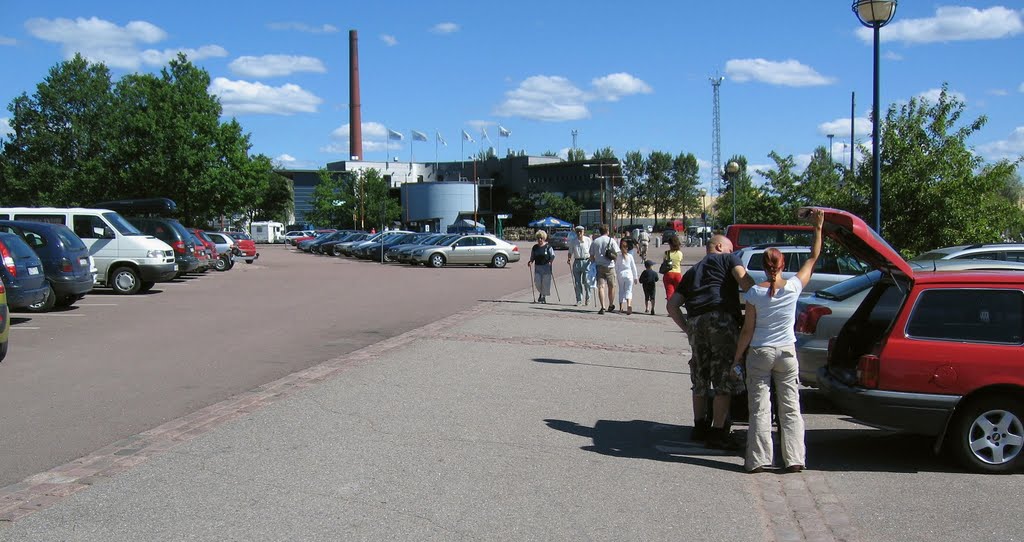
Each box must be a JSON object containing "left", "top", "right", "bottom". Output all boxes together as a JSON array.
[{"left": 588, "top": 224, "right": 619, "bottom": 314}]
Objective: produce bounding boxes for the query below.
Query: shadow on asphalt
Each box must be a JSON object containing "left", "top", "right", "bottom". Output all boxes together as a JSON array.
[
  {"left": 799, "top": 388, "right": 843, "bottom": 415},
  {"left": 533, "top": 357, "right": 687, "bottom": 375},
  {"left": 544, "top": 418, "right": 742, "bottom": 472},
  {"left": 85, "top": 290, "right": 163, "bottom": 297},
  {"left": 804, "top": 427, "right": 960, "bottom": 473}
]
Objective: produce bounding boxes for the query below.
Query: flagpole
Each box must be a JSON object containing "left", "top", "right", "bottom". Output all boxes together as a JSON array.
[
  {"left": 461, "top": 136, "right": 465, "bottom": 180},
  {"left": 409, "top": 130, "right": 413, "bottom": 163},
  {"left": 386, "top": 125, "right": 390, "bottom": 166},
  {"left": 435, "top": 131, "right": 438, "bottom": 173}
]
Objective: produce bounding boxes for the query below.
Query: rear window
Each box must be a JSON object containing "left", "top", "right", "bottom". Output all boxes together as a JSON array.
[
  {"left": 54, "top": 225, "right": 87, "bottom": 250},
  {"left": 815, "top": 271, "right": 882, "bottom": 301},
  {"left": 227, "top": 232, "right": 251, "bottom": 241},
  {"left": 0, "top": 232, "right": 37, "bottom": 258},
  {"left": 907, "top": 289, "right": 1023, "bottom": 344},
  {"left": 735, "top": 228, "right": 813, "bottom": 247}
]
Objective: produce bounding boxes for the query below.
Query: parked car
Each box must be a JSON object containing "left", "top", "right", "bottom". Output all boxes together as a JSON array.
[
  {"left": 330, "top": 233, "right": 373, "bottom": 257},
  {"left": 310, "top": 231, "right": 355, "bottom": 255},
  {"left": 127, "top": 217, "right": 201, "bottom": 277},
  {"left": 410, "top": 234, "right": 520, "bottom": 268},
  {"left": 913, "top": 243, "right": 1024, "bottom": 263},
  {"left": 735, "top": 244, "right": 869, "bottom": 294},
  {"left": 0, "top": 221, "right": 95, "bottom": 310},
  {"left": 395, "top": 234, "right": 461, "bottom": 264},
  {"left": 350, "top": 231, "right": 413, "bottom": 259},
  {"left": 548, "top": 230, "right": 571, "bottom": 250},
  {"left": 190, "top": 232, "right": 212, "bottom": 272},
  {"left": 0, "top": 280, "right": 8, "bottom": 362},
  {"left": 291, "top": 229, "right": 335, "bottom": 248},
  {"left": 204, "top": 232, "right": 237, "bottom": 271},
  {"left": 283, "top": 230, "right": 314, "bottom": 245},
  {"left": 224, "top": 231, "right": 258, "bottom": 264},
  {"left": 0, "top": 232, "right": 49, "bottom": 310},
  {"left": 795, "top": 259, "right": 1024, "bottom": 387},
  {"left": 388, "top": 234, "right": 448, "bottom": 263},
  {"left": 0, "top": 207, "right": 177, "bottom": 295},
  {"left": 725, "top": 224, "right": 815, "bottom": 250},
  {"left": 811, "top": 207, "right": 1024, "bottom": 473}
]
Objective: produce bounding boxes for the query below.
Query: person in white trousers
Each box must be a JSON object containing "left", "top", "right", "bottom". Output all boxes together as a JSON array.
[
  {"left": 614, "top": 238, "right": 639, "bottom": 315},
  {"left": 733, "top": 209, "right": 824, "bottom": 474}
]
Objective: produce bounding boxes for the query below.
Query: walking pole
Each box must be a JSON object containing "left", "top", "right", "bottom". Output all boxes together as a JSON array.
[
  {"left": 528, "top": 264, "right": 536, "bottom": 303},
  {"left": 551, "top": 263, "right": 562, "bottom": 303}
]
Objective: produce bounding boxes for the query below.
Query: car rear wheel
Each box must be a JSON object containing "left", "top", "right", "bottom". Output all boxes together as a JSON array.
[
  {"left": 949, "top": 394, "right": 1024, "bottom": 473},
  {"left": 428, "top": 254, "right": 446, "bottom": 268},
  {"left": 214, "top": 256, "right": 228, "bottom": 271},
  {"left": 491, "top": 254, "right": 508, "bottom": 269},
  {"left": 55, "top": 294, "right": 80, "bottom": 308},
  {"left": 111, "top": 266, "right": 142, "bottom": 295},
  {"left": 26, "top": 284, "right": 56, "bottom": 313}
]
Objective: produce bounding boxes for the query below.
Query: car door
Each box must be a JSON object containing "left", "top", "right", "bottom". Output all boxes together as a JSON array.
[
  {"left": 448, "top": 237, "right": 477, "bottom": 264},
  {"left": 72, "top": 214, "right": 117, "bottom": 277},
  {"left": 473, "top": 236, "right": 498, "bottom": 264}
]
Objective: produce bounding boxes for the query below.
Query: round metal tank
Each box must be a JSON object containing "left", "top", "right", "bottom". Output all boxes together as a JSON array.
[{"left": 401, "top": 182, "right": 477, "bottom": 233}]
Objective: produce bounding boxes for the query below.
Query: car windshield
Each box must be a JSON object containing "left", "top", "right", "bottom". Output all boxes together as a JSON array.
[
  {"left": 103, "top": 212, "right": 143, "bottom": 235},
  {"left": 814, "top": 270, "right": 882, "bottom": 301}
]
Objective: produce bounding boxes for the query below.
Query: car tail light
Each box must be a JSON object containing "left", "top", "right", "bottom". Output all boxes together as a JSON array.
[
  {"left": 0, "top": 240, "right": 15, "bottom": 277},
  {"left": 172, "top": 240, "right": 186, "bottom": 254},
  {"left": 795, "top": 305, "right": 832, "bottom": 334},
  {"left": 60, "top": 257, "right": 73, "bottom": 273},
  {"left": 857, "top": 355, "right": 880, "bottom": 388},
  {"left": 512, "top": 246, "right": 519, "bottom": 252},
  {"left": 0, "top": 280, "right": 5, "bottom": 294}
]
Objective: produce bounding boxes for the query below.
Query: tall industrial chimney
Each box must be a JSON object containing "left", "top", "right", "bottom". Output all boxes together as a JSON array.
[{"left": 349, "top": 29, "right": 362, "bottom": 161}]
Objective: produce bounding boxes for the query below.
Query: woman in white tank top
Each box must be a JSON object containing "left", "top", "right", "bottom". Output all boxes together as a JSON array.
[{"left": 733, "top": 209, "right": 824, "bottom": 474}]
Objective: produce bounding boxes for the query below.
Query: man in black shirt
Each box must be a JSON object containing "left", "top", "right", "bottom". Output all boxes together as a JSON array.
[{"left": 667, "top": 234, "right": 755, "bottom": 450}]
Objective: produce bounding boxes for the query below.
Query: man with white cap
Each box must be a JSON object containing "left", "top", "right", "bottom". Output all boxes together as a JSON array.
[{"left": 567, "top": 225, "right": 592, "bottom": 306}]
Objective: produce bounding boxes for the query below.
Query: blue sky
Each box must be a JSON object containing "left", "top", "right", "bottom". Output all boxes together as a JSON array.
[{"left": 1, "top": 1, "right": 1022, "bottom": 190}]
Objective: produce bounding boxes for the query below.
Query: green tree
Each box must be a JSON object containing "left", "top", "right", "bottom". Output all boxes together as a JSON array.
[
  {"left": 567, "top": 148, "right": 587, "bottom": 161},
  {"left": 621, "top": 151, "right": 647, "bottom": 224},
  {"left": 592, "top": 147, "right": 617, "bottom": 160},
  {"left": 644, "top": 151, "right": 675, "bottom": 225},
  {"left": 535, "top": 192, "right": 582, "bottom": 223},
  {"left": 670, "top": 152, "right": 701, "bottom": 225},
  {"left": 1, "top": 54, "right": 116, "bottom": 205},
  {"left": 854, "top": 85, "right": 1021, "bottom": 256},
  {"left": 541, "top": 150, "right": 559, "bottom": 157},
  {"left": 306, "top": 169, "right": 355, "bottom": 228}
]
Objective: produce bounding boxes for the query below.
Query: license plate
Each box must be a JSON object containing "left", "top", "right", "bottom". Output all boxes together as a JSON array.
[
  {"left": 28, "top": 266, "right": 39, "bottom": 275},
  {"left": 79, "top": 257, "right": 89, "bottom": 267}
]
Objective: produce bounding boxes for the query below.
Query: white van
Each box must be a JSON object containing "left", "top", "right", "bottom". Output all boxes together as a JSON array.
[
  {"left": 0, "top": 207, "right": 178, "bottom": 295},
  {"left": 250, "top": 221, "right": 284, "bottom": 244}
]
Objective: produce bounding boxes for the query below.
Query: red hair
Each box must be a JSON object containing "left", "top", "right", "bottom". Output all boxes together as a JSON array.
[{"left": 762, "top": 248, "right": 785, "bottom": 297}]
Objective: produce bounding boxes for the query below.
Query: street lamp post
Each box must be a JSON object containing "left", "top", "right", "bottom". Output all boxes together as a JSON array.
[
  {"left": 699, "top": 188, "right": 708, "bottom": 246},
  {"left": 854, "top": 0, "right": 897, "bottom": 234},
  {"left": 827, "top": 134, "right": 835, "bottom": 162},
  {"left": 725, "top": 161, "right": 740, "bottom": 225}
]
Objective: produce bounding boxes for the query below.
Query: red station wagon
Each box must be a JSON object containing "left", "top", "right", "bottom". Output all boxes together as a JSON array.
[{"left": 814, "top": 207, "right": 1024, "bottom": 473}]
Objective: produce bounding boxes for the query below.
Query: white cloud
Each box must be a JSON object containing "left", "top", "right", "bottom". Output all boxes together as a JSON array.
[
  {"left": 725, "top": 58, "right": 835, "bottom": 87},
  {"left": 495, "top": 75, "right": 589, "bottom": 121},
  {"left": 25, "top": 17, "right": 225, "bottom": 69},
  {"left": 917, "top": 87, "right": 967, "bottom": 105},
  {"left": 26, "top": 17, "right": 165, "bottom": 69},
  {"left": 591, "top": 73, "right": 653, "bottom": 101},
  {"left": 276, "top": 153, "right": 296, "bottom": 162},
  {"left": 229, "top": 55, "right": 326, "bottom": 78},
  {"left": 857, "top": 6, "right": 1024, "bottom": 44},
  {"left": 0, "top": 118, "right": 12, "bottom": 138},
  {"left": 272, "top": 154, "right": 320, "bottom": 169},
  {"left": 209, "top": 78, "right": 322, "bottom": 116},
  {"left": 989, "top": 89, "right": 1009, "bottom": 97},
  {"left": 883, "top": 51, "right": 903, "bottom": 61},
  {"left": 978, "top": 126, "right": 1024, "bottom": 161},
  {"left": 139, "top": 45, "right": 227, "bottom": 65},
  {"left": 818, "top": 117, "right": 872, "bottom": 137},
  {"left": 1019, "top": 82, "right": 1024, "bottom": 93},
  {"left": 267, "top": 22, "right": 338, "bottom": 34},
  {"left": 328, "top": 121, "right": 397, "bottom": 154},
  {"left": 380, "top": 34, "right": 398, "bottom": 46},
  {"left": 431, "top": 22, "right": 459, "bottom": 34},
  {"left": 495, "top": 72, "right": 651, "bottom": 122},
  {"left": 0, "top": 36, "right": 16, "bottom": 46}
]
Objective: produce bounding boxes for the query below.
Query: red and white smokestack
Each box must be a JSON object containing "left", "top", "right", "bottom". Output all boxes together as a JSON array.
[{"left": 349, "top": 29, "right": 362, "bottom": 161}]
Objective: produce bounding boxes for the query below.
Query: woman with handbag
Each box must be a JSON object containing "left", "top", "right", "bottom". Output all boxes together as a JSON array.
[
  {"left": 662, "top": 235, "right": 684, "bottom": 301},
  {"left": 528, "top": 230, "right": 556, "bottom": 303},
  {"left": 614, "top": 238, "right": 640, "bottom": 315}
]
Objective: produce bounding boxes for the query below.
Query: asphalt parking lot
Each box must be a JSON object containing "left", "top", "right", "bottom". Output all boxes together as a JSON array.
[{"left": 0, "top": 243, "right": 547, "bottom": 488}]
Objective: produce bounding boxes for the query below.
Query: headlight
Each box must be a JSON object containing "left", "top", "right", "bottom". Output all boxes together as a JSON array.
[{"left": 146, "top": 249, "right": 164, "bottom": 258}]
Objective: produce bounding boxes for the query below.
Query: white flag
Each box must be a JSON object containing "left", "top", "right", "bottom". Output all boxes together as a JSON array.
[
  {"left": 436, "top": 131, "right": 447, "bottom": 146},
  {"left": 498, "top": 125, "right": 511, "bottom": 137},
  {"left": 461, "top": 129, "right": 474, "bottom": 143},
  {"left": 412, "top": 130, "right": 427, "bottom": 142},
  {"left": 388, "top": 129, "right": 403, "bottom": 141},
  {"left": 481, "top": 127, "right": 491, "bottom": 142}
]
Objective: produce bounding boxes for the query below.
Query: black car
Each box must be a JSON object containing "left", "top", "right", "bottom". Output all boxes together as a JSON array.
[
  {"left": 127, "top": 217, "right": 201, "bottom": 276},
  {"left": 0, "top": 221, "right": 94, "bottom": 310},
  {"left": 0, "top": 232, "right": 49, "bottom": 310}
]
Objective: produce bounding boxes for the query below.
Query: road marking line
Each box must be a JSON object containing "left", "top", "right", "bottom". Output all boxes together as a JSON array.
[
  {"left": 77, "top": 303, "right": 118, "bottom": 306},
  {"left": 11, "top": 326, "right": 41, "bottom": 330}
]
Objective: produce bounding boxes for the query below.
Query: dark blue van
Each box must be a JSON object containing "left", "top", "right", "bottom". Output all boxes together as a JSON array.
[
  {"left": 0, "top": 232, "right": 49, "bottom": 310},
  {"left": 0, "top": 221, "right": 95, "bottom": 310}
]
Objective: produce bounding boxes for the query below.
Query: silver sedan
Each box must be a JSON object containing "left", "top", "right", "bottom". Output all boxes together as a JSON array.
[{"left": 410, "top": 235, "right": 521, "bottom": 268}]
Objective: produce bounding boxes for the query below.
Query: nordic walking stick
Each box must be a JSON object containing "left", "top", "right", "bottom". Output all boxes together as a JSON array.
[
  {"left": 551, "top": 263, "right": 561, "bottom": 303},
  {"left": 528, "top": 263, "right": 536, "bottom": 303}
]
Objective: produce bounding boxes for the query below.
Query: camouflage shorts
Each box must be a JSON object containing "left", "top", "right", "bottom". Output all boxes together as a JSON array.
[{"left": 687, "top": 310, "right": 745, "bottom": 396}]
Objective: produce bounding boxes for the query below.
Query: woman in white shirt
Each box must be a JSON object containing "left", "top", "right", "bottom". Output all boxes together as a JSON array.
[
  {"left": 733, "top": 209, "right": 824, "bottom": 474},
  {"left": 614, "top": 238, "right": 639, "bottom": 315}
]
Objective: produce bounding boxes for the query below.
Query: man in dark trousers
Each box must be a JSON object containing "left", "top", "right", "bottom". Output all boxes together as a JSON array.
[{"left": 666, "top": 234, "right": 755, "bottom": 450}]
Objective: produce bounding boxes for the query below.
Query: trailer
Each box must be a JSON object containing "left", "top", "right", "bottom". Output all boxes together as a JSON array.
[{"left": 250, "top": 221, "right": 284, "bottom": 243}]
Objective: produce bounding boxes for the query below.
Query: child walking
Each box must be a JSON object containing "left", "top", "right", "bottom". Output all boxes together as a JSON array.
[
  {"left": 639, "top": 259, "right": 660, "bottom": 315},
  {"left": 614, "top": 238, "right": 640, "bottom": 315}
]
